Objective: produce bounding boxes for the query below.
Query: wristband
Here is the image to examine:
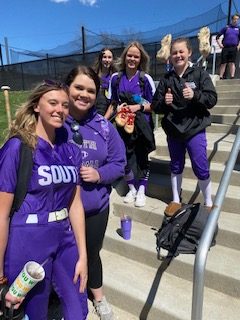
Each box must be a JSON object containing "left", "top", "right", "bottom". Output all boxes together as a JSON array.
[{"left": 140, "top": 104, "right": 145, "bottom": 112}]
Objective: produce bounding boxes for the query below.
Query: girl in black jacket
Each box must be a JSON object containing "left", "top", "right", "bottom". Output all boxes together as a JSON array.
[{"left": 151, "top": 37, "right": 217, "bottom": 216}]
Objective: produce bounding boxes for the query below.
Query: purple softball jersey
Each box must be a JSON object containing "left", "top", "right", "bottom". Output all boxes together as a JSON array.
[
  {"left": 0, "top": 133, "right": 81, "bottom": 225},
  {"left": 100, "top": 73, "right": 111, "bottom": 90},
  {"left": 109, "top": 70, "right": 156, "bottom": 104},
  {"left": 65, "top": 109, "right": 126, "bottom": 216},
  {"left": 0, "top": 130, "right": 88, "bottom": 320}
]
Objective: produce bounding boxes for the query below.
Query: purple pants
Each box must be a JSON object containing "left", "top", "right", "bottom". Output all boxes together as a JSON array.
[
  {"left": 4, "top": 219, "right": 88, "bottom": 320},
  {"left": 167, "top": 130, "right": 210, "bottom": 180}
]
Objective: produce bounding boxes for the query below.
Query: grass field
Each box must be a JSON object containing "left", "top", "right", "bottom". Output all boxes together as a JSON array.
[
  {"left": 0, "top": 90, "right": 161, "bottom": 145},
  {"left": 0, "top": 90, "right": 29, "bottom": 144}
]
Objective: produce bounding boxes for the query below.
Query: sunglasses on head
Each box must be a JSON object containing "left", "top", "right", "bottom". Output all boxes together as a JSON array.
[
  {"left": 42, "top": 79, "right": 68, "bottom": 90},
  {"left": 71, "top": 121, "right": 83, "bottom": 145}
]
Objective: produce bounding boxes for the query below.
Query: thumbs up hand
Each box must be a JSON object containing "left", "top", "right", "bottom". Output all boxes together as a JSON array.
[
  {"left": 165, "top": 88, "right": 173, "bottom": 105},
  {"left": 183, "top": 82, "right": 194, "bottom": 100}
]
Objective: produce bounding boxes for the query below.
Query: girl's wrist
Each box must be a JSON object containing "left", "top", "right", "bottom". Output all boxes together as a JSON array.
[{"left": 0, "top": 275, "right": 8, "bottom": 285}]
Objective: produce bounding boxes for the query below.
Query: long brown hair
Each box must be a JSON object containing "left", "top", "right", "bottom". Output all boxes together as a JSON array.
[{"left": 92, "top": 47, "right": 117, "bottom": 76}]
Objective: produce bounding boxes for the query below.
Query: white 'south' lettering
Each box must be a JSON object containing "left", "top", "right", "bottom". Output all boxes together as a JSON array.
[{"left": 38, "top": 165, "right": 78, "bottom": 186}]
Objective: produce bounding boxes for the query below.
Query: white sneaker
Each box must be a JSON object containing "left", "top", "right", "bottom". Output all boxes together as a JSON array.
[
  {"left": 93, "top": 296, "right": 114, "bottom": 320},
  {"left": 123, "top": 190, "right": 137, "bottom": 203},
  {"left": 135, "top": 192, "right": 146, "bottom": 207}
]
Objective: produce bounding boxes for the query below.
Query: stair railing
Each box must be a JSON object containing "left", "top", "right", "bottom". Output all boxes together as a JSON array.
[{"left": 191, "top": 126, "right": 240, "bottom": 320}]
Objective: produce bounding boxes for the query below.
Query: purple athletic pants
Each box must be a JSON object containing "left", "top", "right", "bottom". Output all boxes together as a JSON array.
[
  {"left": 4, "top": 218, "right": 88, "bottom": 320},
  {"left": 167, "top": 130, "right": 210, "bottom": 180}
]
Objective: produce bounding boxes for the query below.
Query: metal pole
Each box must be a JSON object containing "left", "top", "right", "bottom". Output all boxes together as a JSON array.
[
  {"left": 1, "top": 85, "right": 12, "bottom": 128},
  {"left": 82, "top": 26, "right": 85, "bottom": 60},
  {"left": 227, "top": 0, "right": 232, "bottom": 24},
  {"left": 0, "top": 44, "right": 3, "bottom": 66},
  {"left": 191, "top": 127, "right": 240, "bottom": 320},
  {"left": 4, "top": 37, "right": 10, "bottom": 65},
  {"left": 212, "top": 46, "right": 216, "bottom": 75}
]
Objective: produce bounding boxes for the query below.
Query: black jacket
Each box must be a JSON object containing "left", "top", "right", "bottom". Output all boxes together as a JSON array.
[{"left": 151, "top": 66, "right": 217, "bottom": 141}]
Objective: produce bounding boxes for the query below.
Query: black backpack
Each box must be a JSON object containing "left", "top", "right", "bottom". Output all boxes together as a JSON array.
[
  {"left": 155, "top": 203, "right": 218, "bottom": 258},
  {"left": 0, "top": 139, "right": 33, "bottom": 319}
]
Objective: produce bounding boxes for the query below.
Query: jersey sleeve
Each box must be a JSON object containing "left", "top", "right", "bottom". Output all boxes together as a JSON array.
[
  {"left": 68, "top": 142, "right": 82, "bottom": 185},
  {"left": 0, "top": 138, "right": 21, "bottom": 193},
  {"left": 97, "top": 121, "right": 126, "bottom": 184},
  {"left": 216, "top": 27, "right": 227, "bottom": 39},
  {"left": 144, "top": 74, "right": 156, "bottom": 102},
  {"left": 108, "top": 73, "right": 119, "bottom": 103}
]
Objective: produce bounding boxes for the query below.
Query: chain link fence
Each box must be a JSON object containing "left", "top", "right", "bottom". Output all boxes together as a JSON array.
[{"left": 0, "top": 36, "right": 238, "bottom": 91}]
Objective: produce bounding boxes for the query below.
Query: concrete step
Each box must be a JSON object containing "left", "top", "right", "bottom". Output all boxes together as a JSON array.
[
  {"left": 153, "top": 141, "right": 239, "bottom": 165},
  {"left": 216, "top": 92, "right": 240, "bottom": 99},
  {"left": 216, "top": 98, "right": 240, "bottom": 106},
  {"left": 204, "top": 123, "right": 238, "bottom": 134},
  {"left": 211, "top": 114, "right": 240, "bottom": 125},
  {"left": 111, "top": 193, "right": 240, "bottom": 251},
  {"left": 147, "top": 174, "right": 240, "bottom": 214},
  {"left": 87, "top": 299, "right": 138, "bottom": 320},
  {"left": 104, "top": 215, "right": 240, "bottom": 298},
  {"left": 216, "top": 84, "right": 240, "bottom": 92},
  {"left": 47, "top": 295, "right": 138, "bottom": 320},
  {"left": 100, "top": 248, "right": 240, "bottom": 320},
  {"left": 154, "top": 119, "right": 239, "bottom": 134},
  {"left": 216, "top": 79, "right": 240, "bottom": 86},
  {"left": 153, "top": 129, "right": 240, "bottom": 164},
  {"left": 149, "top": 155, "right": 240, "bottom": 185},
  {"left": 210, "top": 105, "right": 240, "bottom": 115}
]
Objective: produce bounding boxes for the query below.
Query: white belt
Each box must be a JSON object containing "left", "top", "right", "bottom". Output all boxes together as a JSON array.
[
  {"left": 26, "top": 208, "right": 68, "bottom": 224},
  {"left": 48, "top": 208, "right": 68, "bottom": 222}
]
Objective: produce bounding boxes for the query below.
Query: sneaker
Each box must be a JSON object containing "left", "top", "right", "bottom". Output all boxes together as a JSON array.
[
  {"left": 203, "top": 205, "right": 213, "bottom": 213},
  {"left": 164, "top": 201, "right": 182, "bottom": 216},
  {"left": 135, "top": 192, "right": 146, "bottom": 207},
  {"left": 93, "top": 296, "right": 114, "bottom": 320},
  {"left": 123, "top": 190, "right": 136, "bottom": 203}
]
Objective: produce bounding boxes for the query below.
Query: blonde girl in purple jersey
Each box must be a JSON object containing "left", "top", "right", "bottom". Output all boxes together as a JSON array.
[
  {"left": 109, "top": 41, "right": 156, "bottom": 208},
  {"left": 0, "top": 81, "right": 88, "bottom": 319}
]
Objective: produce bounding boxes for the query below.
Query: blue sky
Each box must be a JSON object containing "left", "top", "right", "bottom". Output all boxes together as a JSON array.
[{"left": 0, "top": 0, "right": 237, "bottom": 55}]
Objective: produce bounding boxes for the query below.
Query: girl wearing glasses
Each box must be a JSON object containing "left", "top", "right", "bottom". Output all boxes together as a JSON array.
[
  {"left": 65, "top": 65, "right": 126, "bottom": 320},
  {"left": 0, "top": 81, "right": 88, "bottom": 319}
]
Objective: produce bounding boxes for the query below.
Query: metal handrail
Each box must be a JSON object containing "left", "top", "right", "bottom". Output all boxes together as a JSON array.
[{"left": 191, "top": 127, "right": 240, "bottom": 320}]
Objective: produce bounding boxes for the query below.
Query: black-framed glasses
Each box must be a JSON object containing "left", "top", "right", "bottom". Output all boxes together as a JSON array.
[
  {"left": 42, "top": 79, "right": 68, "bottom": 90},
  {"left": 71, "top": 121, "right": 83, "bottom": 145}
]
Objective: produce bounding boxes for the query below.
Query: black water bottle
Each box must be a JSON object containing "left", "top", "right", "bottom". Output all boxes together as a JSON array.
[{"left": 0, "top": 286, "right": 26, "bottom": 320}]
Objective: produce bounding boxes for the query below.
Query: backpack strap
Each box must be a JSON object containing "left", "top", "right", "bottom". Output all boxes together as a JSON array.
[
  {"left": 138, "top": 70, "right": 146, "bottom": 93},
  {"left": 115, "top": 71, "right": 123, "bottom": 91},
  {"left": 10, "top": 141, "right": 33, "bottom": 219}
]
